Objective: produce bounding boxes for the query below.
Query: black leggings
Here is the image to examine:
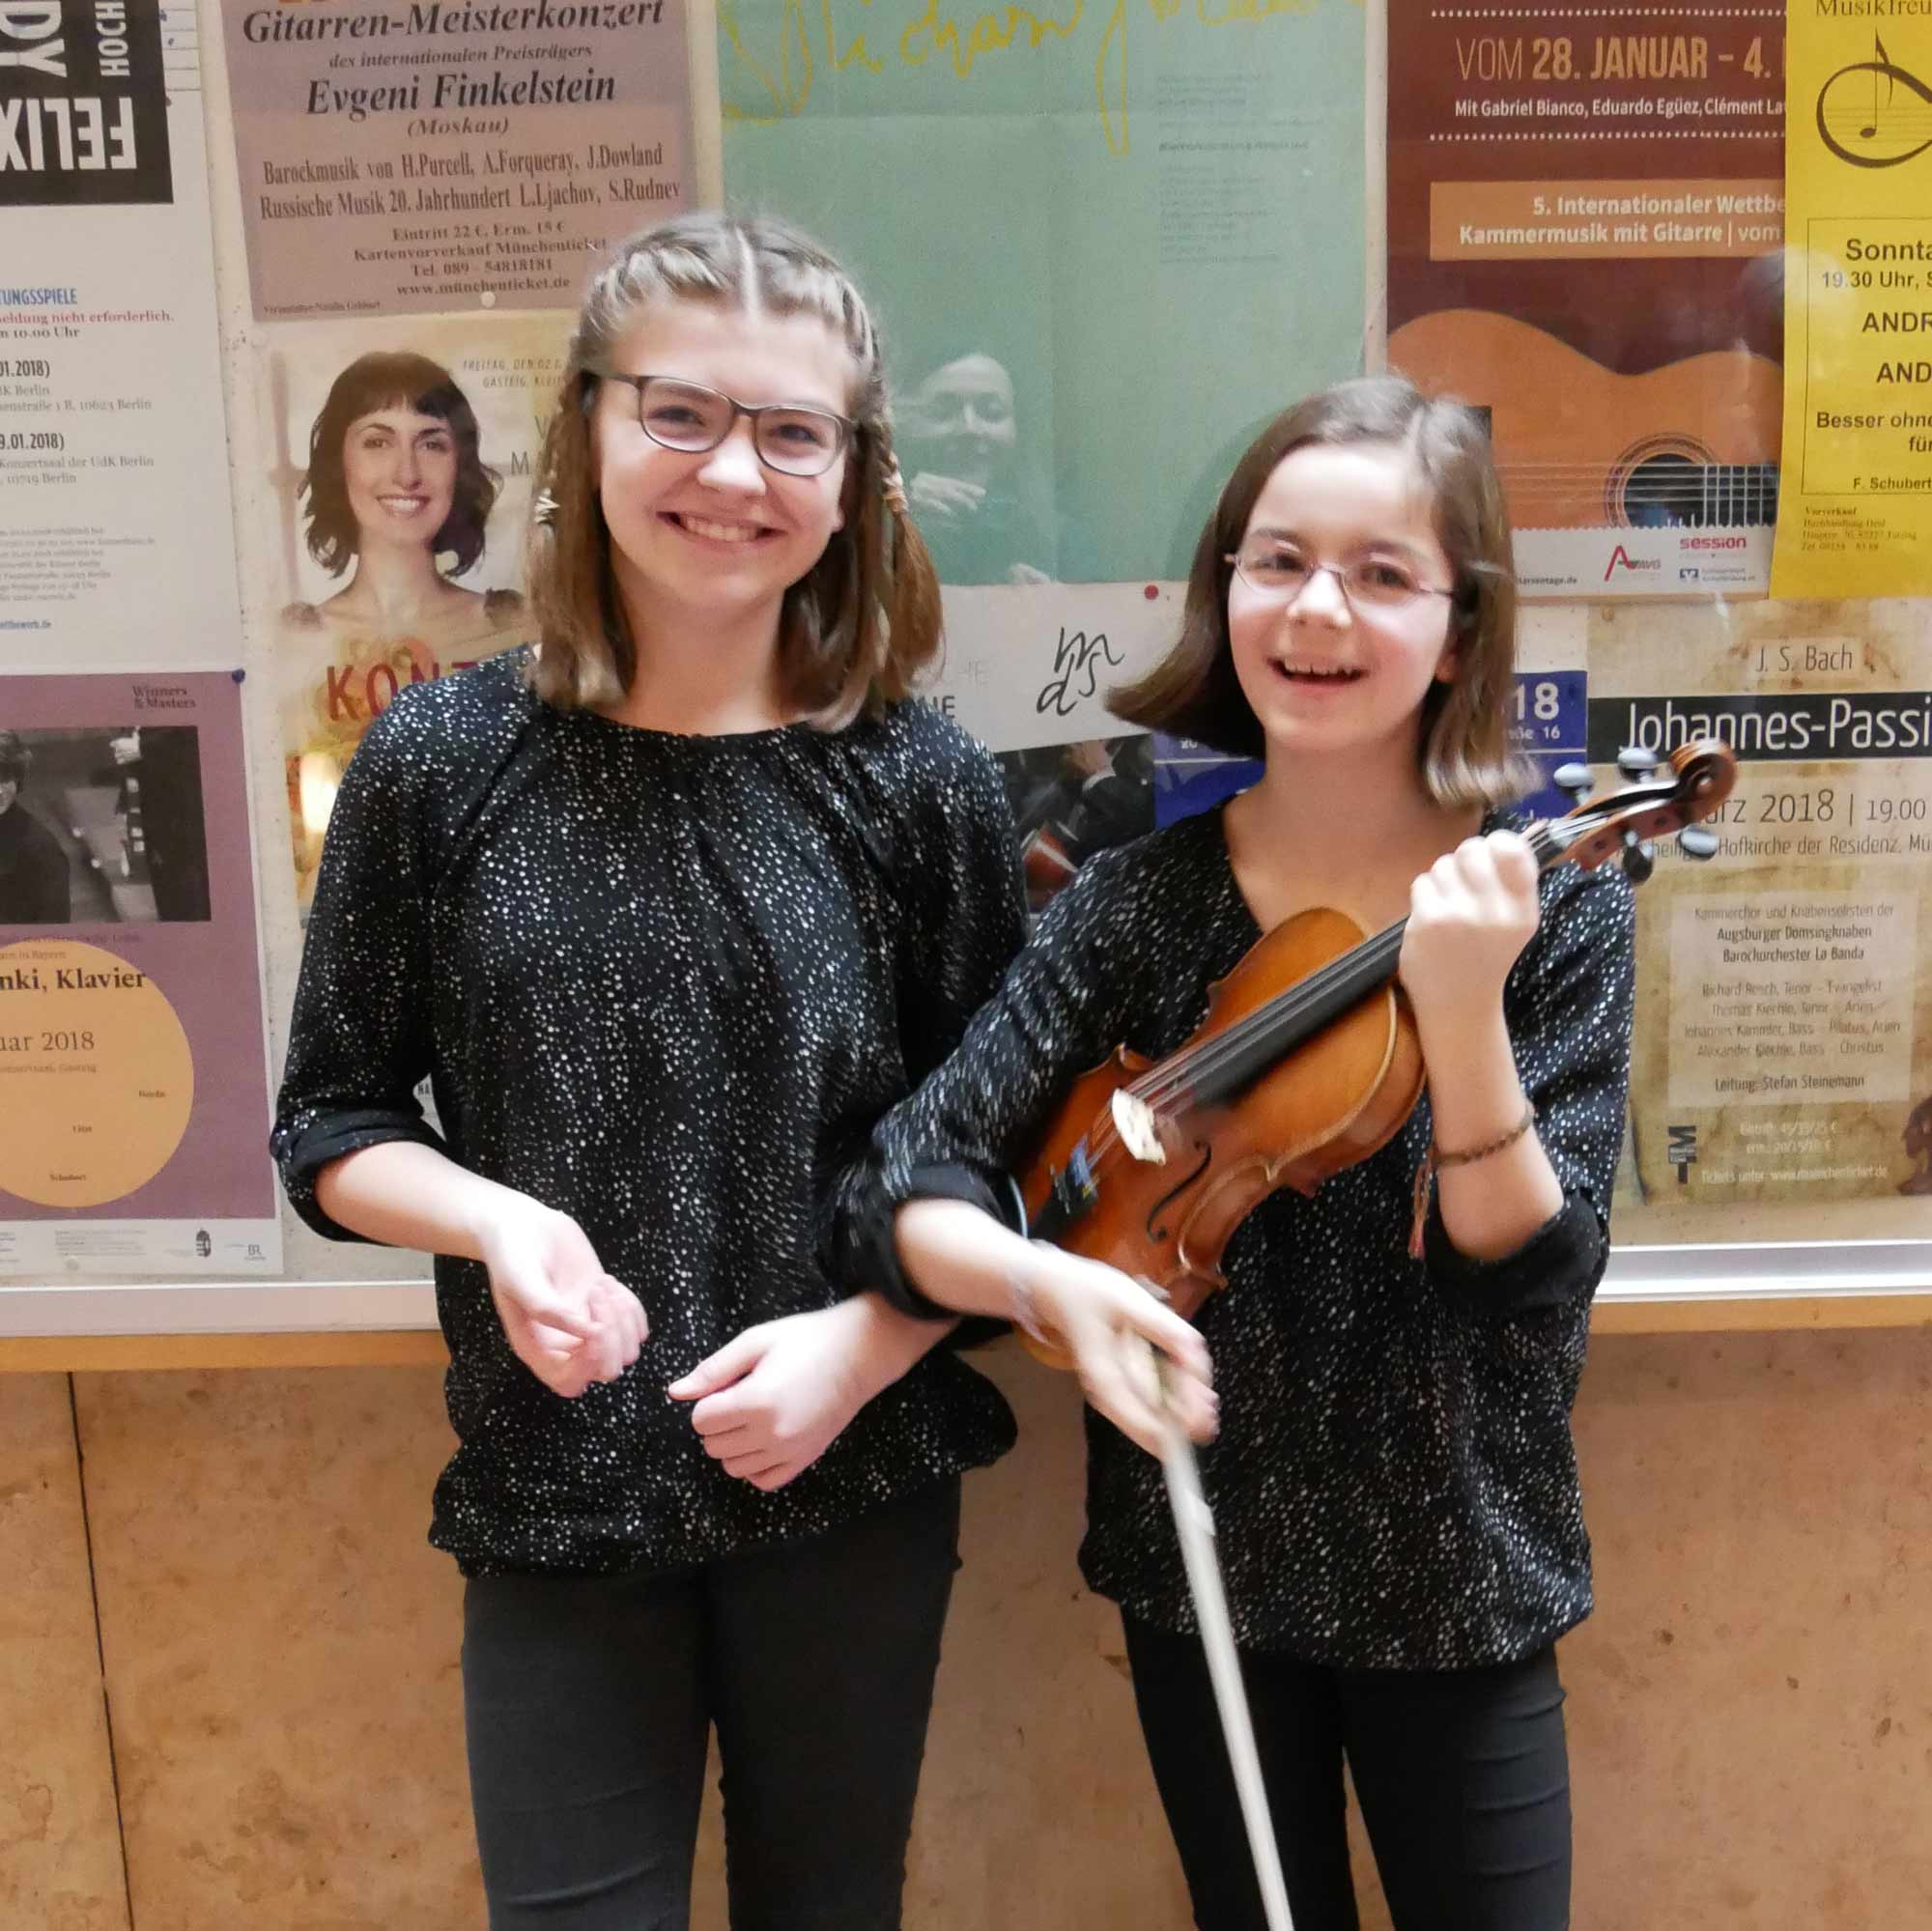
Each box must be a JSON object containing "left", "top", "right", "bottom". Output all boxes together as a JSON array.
[
  {"left": 461, "top": 1479, "right": 961, "bottom": 1931},
  {"left": 1123, "top": 1616, "right": 1572, "bottom": 1931}
]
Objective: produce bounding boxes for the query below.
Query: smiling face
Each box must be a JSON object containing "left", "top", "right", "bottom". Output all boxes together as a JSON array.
[
  {"left": 900, "top": 353, "right": 1016, "bottom": 489},
  {"left": 340, "top": 405, "right": 458, "bottom": 553},
  {"left": 591, "top": 298, "right": 855, "bottom": 651},
  {"left": 1227, "top": 440, "right": 1460, "bottom": 770}
]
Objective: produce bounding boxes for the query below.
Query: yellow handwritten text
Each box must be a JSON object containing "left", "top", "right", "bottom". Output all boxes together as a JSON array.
[
  {"left": 1196, "top": 0, "right": 1309, "bottom": 21},
  {"left": 721, "top": 0, "right": 815, "bottom": 121},
  {"left": 722, "top": 0, "right": 1321, "bottom": 150},
  {"left": 900, "top": 0, "right": 1083, "bottom": 77},
  {"left": 1095, "top": 0, "right": 1179, "bottom": 154},
  {"left": 828, "top": 0, "right": 887, "bottom": 70}
]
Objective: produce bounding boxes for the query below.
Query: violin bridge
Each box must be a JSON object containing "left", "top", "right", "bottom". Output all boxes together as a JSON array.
[{"left": 1111, "top": 1089, "right": 1167, "bottom": 1165}]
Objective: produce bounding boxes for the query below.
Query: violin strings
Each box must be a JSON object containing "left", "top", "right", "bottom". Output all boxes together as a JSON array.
[
  {"left": 1098, "top": 819, "right": 1569, "bottom": 1134},
  {"left": 1068, "top": 766, "right": 1718, "bottom": 1183},
  {"left": 1131, "top": 923, "right": 1409, "bottom": 1108}
]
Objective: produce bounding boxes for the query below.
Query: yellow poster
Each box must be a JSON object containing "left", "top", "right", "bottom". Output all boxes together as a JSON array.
[{"left": 1771, "top": 1, "right": 1932, "bottom": 596}]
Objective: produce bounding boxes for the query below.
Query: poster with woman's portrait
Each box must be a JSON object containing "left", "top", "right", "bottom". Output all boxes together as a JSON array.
[{"left": 258, "top": 317, "right": 566, "bottom": 914}]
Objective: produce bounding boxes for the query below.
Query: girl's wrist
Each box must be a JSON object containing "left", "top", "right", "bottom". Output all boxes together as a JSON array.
[
  {"left": 1414, "top": 1005, "right": 1532, "bottom": 1148},
  {"left": 845, "top": 1291, "right": 953, "bottom": 1392},
  {"left": 464, "top": 1184, "right": 558, "bottom": 1262},
  {"left": 1011, "top": 1241, "right": 1079, "bottom": 1338},
  {"left": 1412, "top": 996, "right": 1511, "bottom": 1077}
]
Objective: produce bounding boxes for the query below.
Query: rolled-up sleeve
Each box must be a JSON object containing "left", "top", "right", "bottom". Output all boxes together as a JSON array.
[
  {"left": 269, "top": 697, "right": 448, "bottom": 1242},
  {"left": 826, "top": 845, "right": 1139, "bottom": 1319},
  {"left": 1423, "top": 860, "right": 1637, "bottom": 1316}
]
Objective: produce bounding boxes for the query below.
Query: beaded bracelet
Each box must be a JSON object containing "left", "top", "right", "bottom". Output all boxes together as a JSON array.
[{"left": 1406, "top": 1102, "right": 1537, "bottom": 1260}]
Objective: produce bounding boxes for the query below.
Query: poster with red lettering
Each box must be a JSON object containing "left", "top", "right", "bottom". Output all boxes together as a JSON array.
[
  {"left": 1385, "top": 0, "right": 1786, "bottom": 597},
  {"left": 249, "top": 316, "right": 556, "bottom": 915}
]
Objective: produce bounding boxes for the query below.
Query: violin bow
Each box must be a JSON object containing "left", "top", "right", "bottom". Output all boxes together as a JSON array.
[{"left": 1134, "top": 1345, "right": 1296, "bottom": 1931}]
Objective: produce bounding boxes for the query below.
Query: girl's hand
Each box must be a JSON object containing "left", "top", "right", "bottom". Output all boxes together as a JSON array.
[
  {"left": 1028, "top": 1250, "right": 1217, "bottom": 1458},
  {"left": 668, "top": 1298, "right": 929, "bottom": 1491},
  {"left": 908, "top": 470, "right": 985, "bottom": 525},
  {"left": 1398, "top": 831, "right": 1542, "bottom": 1036},
  {"left": 476, "top": 1203, "right": 646, "bottom": 1399}
]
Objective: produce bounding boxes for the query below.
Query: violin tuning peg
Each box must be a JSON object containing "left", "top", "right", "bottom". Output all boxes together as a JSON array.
[
  {"left": 1620, "top": 831, "right": 1655, "bottom": 885},
  {"left": 1551, "top": 762, "right": 1594, "bottom": 800},
  {"left": 1616, "top": 745, "right": 1661, "bottom": 780},
  {"left": 1677, "top": 827, "right": 1720, "bottom": 862}
]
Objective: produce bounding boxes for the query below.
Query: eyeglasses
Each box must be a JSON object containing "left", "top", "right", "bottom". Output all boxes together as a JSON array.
[
  {"left": 1225, "top": 545, "right": 1456, "bottom": 612},
  {"left": 599, "top": 373, "right": 853, "bottom": 477}
]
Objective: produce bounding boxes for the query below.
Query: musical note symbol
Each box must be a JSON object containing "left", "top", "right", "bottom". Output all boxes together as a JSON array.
[
  {"left": 1817, "top": 33, "right": 1932, "bottom": 169},
  {"left": 1856, "top": 33, "right": 1899, "bottom": 138}
]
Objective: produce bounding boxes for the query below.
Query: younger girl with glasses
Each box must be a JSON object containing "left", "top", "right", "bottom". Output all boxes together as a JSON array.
[
  {"left": 271, "top": 211, "right": 1210, "bottom": 1930},
  {"left": 831, "top": 374, "right": 1636, "bottom": 1930}
]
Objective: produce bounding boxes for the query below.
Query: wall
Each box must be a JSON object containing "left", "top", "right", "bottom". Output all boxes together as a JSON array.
[{"left": 7, "top": 1326, "right": 1930, "bottom": 1929}]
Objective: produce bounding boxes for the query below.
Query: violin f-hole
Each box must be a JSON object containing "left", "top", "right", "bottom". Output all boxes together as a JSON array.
[{"left": 1148, "top": 1140, "right": 1213, "bottom": 1243}]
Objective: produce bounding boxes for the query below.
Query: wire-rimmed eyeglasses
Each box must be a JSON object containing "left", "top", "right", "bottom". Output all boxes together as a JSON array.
[{"left": 1225, "top": 545, "right": 1457, "bottom": 612}]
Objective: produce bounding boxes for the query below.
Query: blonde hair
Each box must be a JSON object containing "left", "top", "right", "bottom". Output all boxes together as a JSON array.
[
  {"left": 1112, "top": 375, "right": 1532, "bottom": 810},
  {"left": 526, "top": 212, "right": 941, "bottom": 726}
]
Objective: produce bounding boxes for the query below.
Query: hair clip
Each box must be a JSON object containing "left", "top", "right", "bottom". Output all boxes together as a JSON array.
[
  {"left": 882, "top": 465, "right": 908, "bottom": 516},
  {"left": 533, "top": 490, "right": 559, "bottom": 527}
]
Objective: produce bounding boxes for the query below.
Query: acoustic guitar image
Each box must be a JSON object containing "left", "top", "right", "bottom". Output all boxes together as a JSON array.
[{"left": 1388, "top": 310, "right": 1780, "bottom": 530}]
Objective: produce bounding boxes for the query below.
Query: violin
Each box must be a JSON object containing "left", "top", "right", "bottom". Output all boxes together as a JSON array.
[
  {"left": 1019, "top": 822, "right": 1079, "bottom": 912},
  {"left": 1013, "top": 740, "right": 1738, "bottom": 1369}
]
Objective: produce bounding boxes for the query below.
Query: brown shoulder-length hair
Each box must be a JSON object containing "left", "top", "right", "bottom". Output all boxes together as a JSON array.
[
  {"left": 1112, "top": 375, "right": 1531, "bottom": 810},
  {"left": 525, "top": 211, "right": 942, "bottom": 726},
  {"left": 300, "top": 352, "right": 499, "bottom": 579}
]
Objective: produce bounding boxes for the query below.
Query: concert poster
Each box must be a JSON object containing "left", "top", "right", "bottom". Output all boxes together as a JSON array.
[
  {"left": 0, "top": 4, "right": 243, "bottom": 673},
  {"left": 1386, "top": 0, "right": 1786, "bottom": 597},
  {"left": 220, "top": 0, "right": 692, "bottom": 320},
  {"left": 1770, "top": 0, "right": 1932, "bottom": 599},
  {"left": 1589, "top": 597, "right": 1932, "bottom": 1229},
  {"left": 241, "top": 314, "right": 559, "bottom": 915},
  {"left": 719, "top": 0, "right": 1367, "bottom": 589},
  {"left": 0, "top": 670, "right": 281, "bottom": 1280}
]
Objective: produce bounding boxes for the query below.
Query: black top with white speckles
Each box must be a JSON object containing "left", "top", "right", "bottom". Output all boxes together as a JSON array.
[
  {"left": 831, "top": 805, "right": 1636, "bottom": 1668},
  {"left": 272, "top": 649, "right": 1026, "bottom": 1577}
]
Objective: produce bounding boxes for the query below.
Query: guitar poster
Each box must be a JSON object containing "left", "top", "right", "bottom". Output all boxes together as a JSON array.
[
  {"left": 0, "top": 670, "right": 282, "bottom": 1280},
  {"left": 1386, "top": 0, "right": 1786, "bottom": 597},
  {"left": 1769, "top": 5, "right": 1932, "bottom": 599},
  {"left": 220, "top": 0, "right": 691, "bottom": 321}
]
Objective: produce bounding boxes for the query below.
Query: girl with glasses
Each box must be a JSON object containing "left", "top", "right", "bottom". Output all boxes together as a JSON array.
[
  {"left": 832, "top": 374, "right": 1636, "bottom": 1930},
  {"left": 270, "top": 210, "right": 1211, "bottom": 1930}
]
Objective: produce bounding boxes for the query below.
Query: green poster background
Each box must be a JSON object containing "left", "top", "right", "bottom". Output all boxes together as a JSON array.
[{"left": 719, "top": 0, "right": 1367, "bottom": 584}]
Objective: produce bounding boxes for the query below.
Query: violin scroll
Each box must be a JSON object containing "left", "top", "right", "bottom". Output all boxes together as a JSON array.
[{"left": 1546, "top": 738, "right": 1737, "bottom": 882}]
